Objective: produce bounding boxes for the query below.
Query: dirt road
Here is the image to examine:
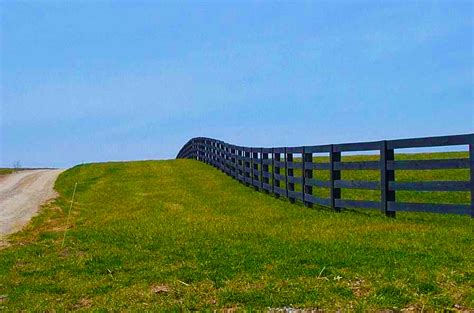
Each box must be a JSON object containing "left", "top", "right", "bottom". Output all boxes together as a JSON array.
[{"left": 0, "top": 169, "right": 64, "bottom": 241}]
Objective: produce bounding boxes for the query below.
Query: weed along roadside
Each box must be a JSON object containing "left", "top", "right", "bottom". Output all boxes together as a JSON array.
[{"left": 0, "top": 154, "right": 473, "bottom": 310}]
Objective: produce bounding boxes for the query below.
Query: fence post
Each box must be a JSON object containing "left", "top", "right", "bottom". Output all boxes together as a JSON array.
[
  {"left": 211, "top": 141, "right": 215, "bottom": 167},
  {"left": 215, "top": 142, "right": 219, "bottom": 169},
  {"left": 214, "top": 141, "right": 218, "bottom": 168},
  {"left": 201, "top": 139, "right": 205, "bottom": 162},
  {"left": 252, "top": 149, "right": 259, "bottom": 191},
  {"left": 208, "top": 140, "right": 211, "bottom": 165},
  {"left": 195, "top": 139, "right": 198, "bottom": 160},
  {"left": 202, "top": 139, "right": 205, "bottom": 161},
  {"left": 244, "top": 149, "right": 250, "bottom": 186},
  {"left": 221, "top": 142, "right": 225, "bottom": 173},
  {"left": 235, "top": 147, "right": 238, "bottom": 179},
  {"left": 226, "top": 144, "right": 231, "bottom": 176},
  {"left": 249, "top": 148, "right": 253, "bottom": 189},
  {"left": 238, "top": 149, "right": 242, "bottom": 183},
  {"left": 259, "top": 148, "right": 263, "bottom": 190},
  {"left": 287, "top": 149, "right": 295, "bottom": 203},
  {"left": 208, "top": 140, "right": 212, "bottom": 166},
  {"left": 240, "top": 149, "right": 245, "bottom": 183},
  {"left": 218, "top": 142, "right": 221, "bottom": 169},
  {"left": 210, "top": 140, "right": 213, "bottom": 165},
  {"left": 223, "top": 143, "right": 227, "bottom": 174},
  {"left": 303, "top": 147, "right": 313, "bottom": 207},
  {"left": 330, "top": 144, "right": 341, "bottom": 212},
  {"left": 194, "top": 139, "right": 198, "bottom": 160},
  {"left": 274, "top": 149, "right": 280, "bottom": 198},
  {"left": 216, "top": 142, "right": 220, "bottom": 168},
  {"left": 238, "top": 148, "right": 242, "bottom": 181},
  {"left": 469, "top": 139, "right": 474, "bottom": 218},
  {"left": 381, "top": 140, "right": 396, "bottom": 218},
  {"left": 262, "top": 150, "right": 269, "bottom": 194},
  {"left": 231, "top": 146, "right": 236, "bottom": 179}
]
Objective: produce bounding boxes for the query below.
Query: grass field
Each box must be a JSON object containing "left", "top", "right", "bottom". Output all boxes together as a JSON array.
[
  {"left": 0, "top": 156, "right": 473, "bottom": 311},
  {"left": 0, "top": 169, "right": 15, "bottom": 176},
  {"left": 255, "top": 152, "right": 470, "bottom": 204}
]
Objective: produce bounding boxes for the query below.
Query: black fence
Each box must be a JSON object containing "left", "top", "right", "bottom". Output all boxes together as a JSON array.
[{"left": 177, "top": 134, "right": 474, "bottom": 217}]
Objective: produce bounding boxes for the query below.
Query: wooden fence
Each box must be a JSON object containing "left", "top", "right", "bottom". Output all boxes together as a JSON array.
[{"left": 177, "top": 134, "right": 474, "bottom": 217}]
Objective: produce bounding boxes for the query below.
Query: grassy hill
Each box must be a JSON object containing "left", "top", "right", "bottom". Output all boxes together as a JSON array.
[{"left": 0, "top": 158, "right": 472, "bottom": 311}]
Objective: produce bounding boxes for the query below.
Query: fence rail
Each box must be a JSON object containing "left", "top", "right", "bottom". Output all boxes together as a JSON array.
[{"left": 176, "top": 134, "right": 474, "bottom": 217}]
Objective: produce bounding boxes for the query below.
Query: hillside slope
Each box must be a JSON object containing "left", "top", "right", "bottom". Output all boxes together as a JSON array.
[{"left": 0, "top": 159, "right": 472, "bottom": 310}]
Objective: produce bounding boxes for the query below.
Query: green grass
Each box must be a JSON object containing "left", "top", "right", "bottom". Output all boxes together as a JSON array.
[
  {"left": 0, "top": 168, "right": 15, "bottom": 176},
  {"left": 254, "top": 152, "right": 470, "bottom": 203},
  {"left": 0, "top": 156, "right": 473, "bottom": 311}
]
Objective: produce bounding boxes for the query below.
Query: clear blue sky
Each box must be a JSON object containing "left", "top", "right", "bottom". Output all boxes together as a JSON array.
[{"left": 1, "top": 1, "right": 473, "bottom": 168}]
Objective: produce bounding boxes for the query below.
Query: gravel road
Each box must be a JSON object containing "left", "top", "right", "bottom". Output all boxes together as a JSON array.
[{"left": 0, "top": 169, "right": 64, "bottom": 241}]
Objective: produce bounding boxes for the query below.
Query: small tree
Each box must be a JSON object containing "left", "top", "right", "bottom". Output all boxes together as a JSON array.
[{"left": 13, "top": 160, "right": 21, "bottom": 171}]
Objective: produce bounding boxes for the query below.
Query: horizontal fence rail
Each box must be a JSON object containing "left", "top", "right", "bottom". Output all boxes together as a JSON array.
[{"left": 176, "top": 134, "right": 474, "bottom": 217}]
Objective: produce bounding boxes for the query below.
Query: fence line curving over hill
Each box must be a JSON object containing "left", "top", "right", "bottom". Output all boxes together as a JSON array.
[{"left": 177, "top": 134, "right": 474, "bottom": 217}]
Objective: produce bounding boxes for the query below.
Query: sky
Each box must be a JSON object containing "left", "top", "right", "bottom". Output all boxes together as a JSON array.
[{"left": 1, "top": 1, "right": 473, "bottom": 168}]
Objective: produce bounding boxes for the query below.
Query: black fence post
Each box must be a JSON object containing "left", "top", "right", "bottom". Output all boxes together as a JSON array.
[
  {"left": 231, "top": 146, "right": 236, "bottom": 179},
  {"left": 287, "top": 149, "right": 295, "bottom": 203},
  {"left": 194, "top": 139, "right": 197, "bottom": 158},
  {"left": 217, "top": 141, "right": 225, "bottom": 173},
  {"left": 250, "top": 148, "right": 253, "bottom": 188},
  {"left": 244, "top": 149, "right": 250, "bottom": 186},
  {"left": 209, "top": 140, "right": 212, "bottom": 164},
  {"left": 214, "top": 141, "right": 218, "bottom": 168},
  {"left": 259, "top": 148, "right": 263, "bottom": 190},
  {"left": 235, "top": 148, "right": 239, "bottom": 180},
  {"left": 211, "top": 141, "right": 215, "bottom": 167},
  {"left": 223, "top": 143, "right": 228, "bottom": 174},
  {"left": 238, "top": 148, "right": 242, "bottom": 181},
  {"left": 262, "top": 150, "right": 269, "bottom": 194},
  {"left": 208, "top": 140, "right": 212, "bottom": 166},
  {"left": 221, "top": 142, "right": 226, "bottom": 173},
  {"left": 381, "top": 140, "right": 396, "bottom": 218},
  {"left": 240, "top": 149, "right": 245, "bottom": 184},
  {"left": 226, "top": 143, "right": 231, "bottom": 176},
  {"left": 330, "top": 144, "right": 341, "bottom": 212},
  {"left": 252, "top": 149, "right": 259, "bottom": 191},
  {"left": 238, "top": 149, "right": 243, "bottom": 183},
  {"left": 284, "top": 148, "right": 289, "bottom": 199},
  {"left": 217, "top": 142, "right": 220, "bottom": 169},
  {"left": 203, "top": 139, "right": 206, "bottom": 162},
  {"left": 213, "top": 141, "right": 216, "bottom": 167},
  {"left": 201, "top": 139, "right": 205, "bottom": 161},
  {"left": 274, "top": 149, "right": 280, "bottom": 198},
  {"left": 195, "top": 139, "right": 199, "bottom": 161},
  {"left": 470, "top": 140, "right": 474, "bottom": 218},
  {"left": 303, "top": 147, "right": 313, "bottom": 207}
]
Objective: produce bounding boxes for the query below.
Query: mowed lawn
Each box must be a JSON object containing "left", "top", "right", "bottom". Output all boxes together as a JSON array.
[{"left": 0, "top": 158, "right": 473, "bottom": 311}]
